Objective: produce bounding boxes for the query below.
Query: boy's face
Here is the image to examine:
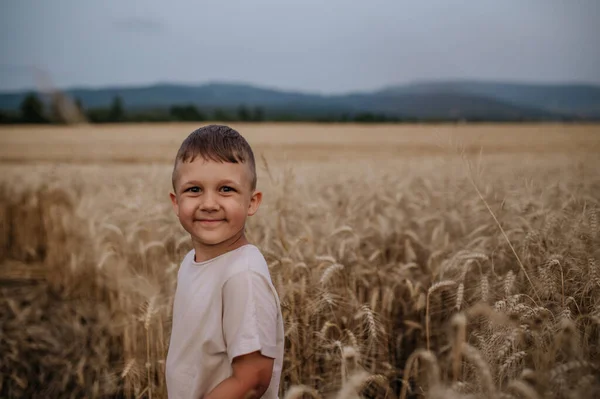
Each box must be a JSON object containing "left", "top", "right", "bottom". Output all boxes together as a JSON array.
[{"left": 170, "top": 158, "right": 261, "bottom": 254}]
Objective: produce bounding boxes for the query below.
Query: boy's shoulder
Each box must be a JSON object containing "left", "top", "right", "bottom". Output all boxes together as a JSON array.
[{"left": 226, "top": 244, "right": 270, "bottom": 279}]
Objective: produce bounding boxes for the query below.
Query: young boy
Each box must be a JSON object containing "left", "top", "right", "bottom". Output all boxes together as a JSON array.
[{"left": 166, "top": 125, "right": 284, "bottom": 399}]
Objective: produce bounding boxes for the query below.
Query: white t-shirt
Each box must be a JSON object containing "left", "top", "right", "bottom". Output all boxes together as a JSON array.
[{"left": 166, "top": 244, "right": 284, "bottom": 399}]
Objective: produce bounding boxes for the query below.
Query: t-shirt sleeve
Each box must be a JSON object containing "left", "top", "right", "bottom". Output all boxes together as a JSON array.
[{"left": 222, "top": 270, "right": 279, "bottom": 363}]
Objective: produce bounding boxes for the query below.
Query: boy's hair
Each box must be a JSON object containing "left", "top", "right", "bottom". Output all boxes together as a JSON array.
[{"left": 172, "top": 125, "right": 257, "bottom": 192}]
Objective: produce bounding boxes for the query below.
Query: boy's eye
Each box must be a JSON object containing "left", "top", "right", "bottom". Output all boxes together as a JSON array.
[
  {"left": 221, "top": 186, "right": 235, "bottom": 193},
  {"left": 185, "top": 186, "right": 201, "bottom": 193}
]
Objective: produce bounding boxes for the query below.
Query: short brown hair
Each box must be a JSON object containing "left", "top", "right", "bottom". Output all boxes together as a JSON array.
[{"left": 172, "top": 125, "right": 257, "bottom": 192}]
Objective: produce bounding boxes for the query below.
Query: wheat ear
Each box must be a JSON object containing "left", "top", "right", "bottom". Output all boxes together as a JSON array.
[
  {"left": 426, "top": 280, "right": 457, "bottom": 350},
  {"left": 400, "top": 349, "right": 440, "bottom": 399}
]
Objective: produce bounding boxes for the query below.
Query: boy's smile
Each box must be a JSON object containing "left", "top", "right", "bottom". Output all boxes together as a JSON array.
[
  {"left": 197, "top": 219, "right": 224, "bottom": 224},
  {"left": 170, "top": 158, "right": 261, "bottom": 262}
]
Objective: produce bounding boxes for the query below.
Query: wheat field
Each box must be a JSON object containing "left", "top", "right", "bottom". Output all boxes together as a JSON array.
[{"left": 1, "top": 123, "right": 599, "bottom": 398}]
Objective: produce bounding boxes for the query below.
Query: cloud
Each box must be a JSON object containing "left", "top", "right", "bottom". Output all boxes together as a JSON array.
[{"left": 113, "top": 17, "right": 165, "bottom": 34}]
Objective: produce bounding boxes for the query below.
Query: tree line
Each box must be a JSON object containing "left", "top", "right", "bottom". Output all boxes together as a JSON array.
[
  {"left": 4, "top": 92, "right": 562, "bottom": 124},
  {"left": 0, "top": 92, "right": 422, "bottom": 124}
]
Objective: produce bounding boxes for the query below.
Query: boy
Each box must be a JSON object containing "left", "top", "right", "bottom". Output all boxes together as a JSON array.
[{"left": 166, "top": 125, "right": 284, "bottom": 399}]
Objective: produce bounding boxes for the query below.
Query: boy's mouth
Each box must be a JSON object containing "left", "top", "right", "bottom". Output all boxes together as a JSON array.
[{"left": 196, "top": 218, "right": 225, "bottom": 224}]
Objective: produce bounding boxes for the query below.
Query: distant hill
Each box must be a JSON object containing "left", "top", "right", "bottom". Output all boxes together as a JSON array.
[
  {"left": 1, "top": 81, "right": 599, "bottom": 121},
  {"left": 379, "top": 81, "right": 600, "bottom": 118}
]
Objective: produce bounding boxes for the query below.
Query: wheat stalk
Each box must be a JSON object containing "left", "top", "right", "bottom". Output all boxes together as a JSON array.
[
  {"left": 426, "top": 280, "right": 457, "bottom": 350},
  {"left": 464, "top": 156, "right": 540, "bottom": 304},
  {"left": 400, "top": 349, "right": 440, "bottom": 399},
  {"left": 462, "top": 343, "right": 496, "bottom": 398},
  {"left": 506, "top": 380, "right": 539, "bottom": 399}
]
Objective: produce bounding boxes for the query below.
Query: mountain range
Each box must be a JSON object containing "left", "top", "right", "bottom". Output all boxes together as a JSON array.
[{"left": 1, "top": 80, "right": 599, "bottom": 121}]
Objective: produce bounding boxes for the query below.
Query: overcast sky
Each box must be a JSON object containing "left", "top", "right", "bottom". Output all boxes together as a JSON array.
[{"left": 1, "top": 0, "right": 598, "bottom": 94}]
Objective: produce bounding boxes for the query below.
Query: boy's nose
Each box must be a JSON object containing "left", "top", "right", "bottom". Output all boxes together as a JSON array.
[{"left": 200, "top": 192, "right": 219, "bottom": 211}]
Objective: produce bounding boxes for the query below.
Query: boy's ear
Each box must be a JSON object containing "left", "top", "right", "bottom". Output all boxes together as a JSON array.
[
  {"left": 247, "top": 190, "right": 262, "bottom": 217},
  {"left": 170, "top": 192, "right": 179, "bottom": 217}
]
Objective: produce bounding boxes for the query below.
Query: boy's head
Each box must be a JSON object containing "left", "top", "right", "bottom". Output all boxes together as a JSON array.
[
  {"left": 172, "top": 125, "right": 257, "bottom": 193},
  {"left": 170, "top": 125, "right": 261, "bottom": 255}
]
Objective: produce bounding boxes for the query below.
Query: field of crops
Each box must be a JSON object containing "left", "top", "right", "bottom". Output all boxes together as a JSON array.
[{"left": 1, "top": 123, "right": 599, "bottom": 398}]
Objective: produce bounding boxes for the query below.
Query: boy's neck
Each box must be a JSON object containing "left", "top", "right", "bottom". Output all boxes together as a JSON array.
[{"left": 192, "top": 231, "right": 250, "bottom": 263}]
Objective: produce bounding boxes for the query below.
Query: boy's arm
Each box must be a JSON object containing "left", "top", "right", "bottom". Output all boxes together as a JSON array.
[
  {"left": 205, "top": 269, "right": 280, "bottom": 399},
  {"left": 204, "top": 350, "right": 274, "bottom": 399}
]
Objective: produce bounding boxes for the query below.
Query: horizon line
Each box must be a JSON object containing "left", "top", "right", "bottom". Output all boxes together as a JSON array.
[{"left": 1, "top": 78, "right": 600, "bottom": 96}]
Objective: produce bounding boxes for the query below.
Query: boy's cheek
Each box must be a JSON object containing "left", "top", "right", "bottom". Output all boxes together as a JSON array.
[{"left": 176, "top": 205, "right": 191, "bottom": 221}]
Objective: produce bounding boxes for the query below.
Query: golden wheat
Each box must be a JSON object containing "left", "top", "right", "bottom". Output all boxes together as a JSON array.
[{"left": 1, "top": 124, "right": 599, "bottom": 398}]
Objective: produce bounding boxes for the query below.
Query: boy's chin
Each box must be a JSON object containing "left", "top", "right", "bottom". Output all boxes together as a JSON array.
[{"left": 192, "top": 234, "right": 232, "bottom": 247}]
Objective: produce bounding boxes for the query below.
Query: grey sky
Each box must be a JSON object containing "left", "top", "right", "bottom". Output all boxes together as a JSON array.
[{"left": 1, "top": 0, "right": 598, "bottom": 94}]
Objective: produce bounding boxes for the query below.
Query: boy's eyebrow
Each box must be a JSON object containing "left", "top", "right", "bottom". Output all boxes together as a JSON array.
[
  {"left": 180, "top": 179, "right": 201, "bottom": 187},
  {"left": 180, "top": 179, "right": 242, "bottom": 187},
  {"left": 218, "top": 179, "right": 241, "bottom": 186}
]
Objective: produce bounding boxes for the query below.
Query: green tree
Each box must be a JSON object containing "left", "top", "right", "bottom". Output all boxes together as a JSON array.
[
  {"left": 0, "top": 110, "right": 9, "bottom": 124},
  {"left": 108, "top": 95, "right": 125, "bottom": 122},
  {"left": 237, "top": 105, "right": 251, "bottom": 121},
  {"left": 19, "top": 92, "right": 47, "bottom": 123},
  {"left": 252, "top": 106, "right": 265, "bottom": 122},
  {"left": 49, "top": 96, "right": 65, "bottom": 124},
  {"left": 0, "top": 110, "right": 21, "bottom": 124},
  {"left": 86, "top": 108, "right": 109, "bottom": 123},
  {"left": 213, "top": 108, "right": 231, "bottom": 122},
  {"left": 75, "top": 97, "right": 84, "bottom": 114},
  {"left": 353, "top": 112, "right": 390, "bottom": 123},
  {"left": 170, "top": 105, "right": 205, "bottom": 121}
]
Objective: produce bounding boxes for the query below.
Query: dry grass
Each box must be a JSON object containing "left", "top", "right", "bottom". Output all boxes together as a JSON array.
[
  {"left": 1, "top": 122, "right": 599, "bottom": 163},
  {"left": 0, "top": 123, "right": 599, "bottom": 398}
]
